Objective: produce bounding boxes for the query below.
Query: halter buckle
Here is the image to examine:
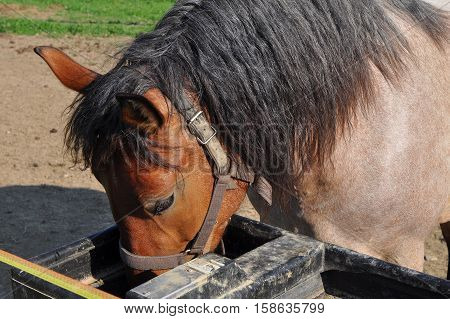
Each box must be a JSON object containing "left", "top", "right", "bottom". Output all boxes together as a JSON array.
[{"left": 188, "top": 111, "right": 217, "bottom": 145}]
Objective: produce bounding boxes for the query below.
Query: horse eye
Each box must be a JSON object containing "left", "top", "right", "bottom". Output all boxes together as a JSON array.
[{"left": 153, "top": 194, "right": 175, "bottom": 215}]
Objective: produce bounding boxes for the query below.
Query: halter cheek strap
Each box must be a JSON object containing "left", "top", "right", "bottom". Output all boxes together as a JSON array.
[
  {"left": 119, "top": 175, "right": 231, "bottom": 270},
  {"left": 119, "top": 107, "right": 272, "bottom": 271}
]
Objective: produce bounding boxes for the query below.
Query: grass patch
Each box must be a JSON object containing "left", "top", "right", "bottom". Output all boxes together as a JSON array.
[
  {"left": 0, "top": 17, "right": 155, "bottom": 36},
  {"left": 0, "top": 0, "right": 175, "bottom": 36}
]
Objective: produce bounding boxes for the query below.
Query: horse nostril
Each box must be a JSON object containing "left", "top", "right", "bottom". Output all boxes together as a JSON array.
[{"left": 153, "top": 193, "right": 175, "bottom": 215}]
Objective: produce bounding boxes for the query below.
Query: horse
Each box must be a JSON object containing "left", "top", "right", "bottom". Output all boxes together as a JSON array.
[{"left": 34, "top": 0, "right": 449, "bottom": 282}]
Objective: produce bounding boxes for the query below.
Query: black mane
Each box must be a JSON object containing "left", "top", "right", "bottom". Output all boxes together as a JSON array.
[{"left": 66, "top": 0, "right": 448, "bottom": 198}]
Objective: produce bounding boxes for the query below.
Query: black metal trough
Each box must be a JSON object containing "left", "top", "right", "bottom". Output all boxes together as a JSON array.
[{"left": 10, "top": 215, "right": 450, "bottom": 299}]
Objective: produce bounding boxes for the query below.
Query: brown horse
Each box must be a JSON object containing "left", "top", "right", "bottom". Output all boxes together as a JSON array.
[{"left": 35, "top": 0, "right": 449, "bottom": 281}]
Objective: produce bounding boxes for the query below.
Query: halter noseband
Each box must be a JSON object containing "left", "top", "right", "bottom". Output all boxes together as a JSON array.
[{"left": 119, "top": 106, "right": 272, "bottom": 271}]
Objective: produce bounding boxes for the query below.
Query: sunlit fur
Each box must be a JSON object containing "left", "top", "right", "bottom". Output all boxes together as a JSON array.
[{"left": 65, "top": 0, "right": 448, "bottom": 204}]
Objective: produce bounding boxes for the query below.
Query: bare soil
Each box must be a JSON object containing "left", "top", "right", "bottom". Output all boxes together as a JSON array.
[
  {"left": 0, "top": 34, "right": 447, "bottom": 298},
  {"left": 0, "top": 34, "right": 129, "bottom": 298}
]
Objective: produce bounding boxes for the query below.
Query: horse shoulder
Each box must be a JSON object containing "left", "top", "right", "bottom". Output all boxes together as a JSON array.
[{"left": 296, "top": 24, "right": 449, "bottom": 270}]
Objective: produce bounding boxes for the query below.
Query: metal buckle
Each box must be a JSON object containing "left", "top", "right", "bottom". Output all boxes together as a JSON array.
[
  {"left": 197, "top": 126, "right": 217, "bottom": 145},
  {"left": 187, "top": 111, "right": 217, "bottom": 145}
]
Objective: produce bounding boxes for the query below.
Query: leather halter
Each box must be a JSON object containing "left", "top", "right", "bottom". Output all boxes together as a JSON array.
[{"left": 119, "top": 105, "right": 272, "bottom": 271}]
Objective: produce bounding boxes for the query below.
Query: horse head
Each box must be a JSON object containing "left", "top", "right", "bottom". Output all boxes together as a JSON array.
[{"left": 34, "top": 47, "right": 266, "bottom": 282}]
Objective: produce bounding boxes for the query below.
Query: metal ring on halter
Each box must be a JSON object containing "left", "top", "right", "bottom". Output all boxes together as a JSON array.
[
  {"left": 187, "top": 111, "right": 204, "bottom": 125},
  {"left": 188, "top": 111, "right": 217, "bottom": 145}
]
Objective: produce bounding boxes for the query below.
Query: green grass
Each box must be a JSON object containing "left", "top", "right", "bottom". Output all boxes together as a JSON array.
[{"left": 0, "top": 0, "right": 175, "bottom": 36}]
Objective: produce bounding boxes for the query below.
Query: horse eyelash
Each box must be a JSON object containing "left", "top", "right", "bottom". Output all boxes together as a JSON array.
[{"left": 153, "top": 194, "right": 175, "bottom": 216}]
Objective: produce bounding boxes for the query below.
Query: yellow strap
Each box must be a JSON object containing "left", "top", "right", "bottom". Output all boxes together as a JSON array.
[{"left": 0, "top": 249, "right": 118, "bottom": 299}]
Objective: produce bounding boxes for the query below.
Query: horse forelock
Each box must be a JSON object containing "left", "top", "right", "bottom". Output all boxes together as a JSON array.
[{"left": 65, "top": 0, "right": 448, "bottom": 200}]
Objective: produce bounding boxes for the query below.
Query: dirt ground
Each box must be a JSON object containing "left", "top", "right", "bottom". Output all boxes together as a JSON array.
[
  {"left": 0, "top": 34, "right": 129, "bottom": 298},
  {"left": 0, "top": 32, "right": 448, "bottom": 298}
]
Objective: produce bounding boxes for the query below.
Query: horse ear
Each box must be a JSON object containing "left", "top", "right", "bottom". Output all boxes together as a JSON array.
[
  {"left": 117, "top": 94, "right": 165, "bottom": 134},
  {"left": 34, "top": 46, "right": 99, "bottom": 92}
]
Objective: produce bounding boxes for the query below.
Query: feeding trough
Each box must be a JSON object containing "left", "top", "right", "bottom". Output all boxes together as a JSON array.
[{"left": 10, "top": 215, "right": 450, "bottom": 299}]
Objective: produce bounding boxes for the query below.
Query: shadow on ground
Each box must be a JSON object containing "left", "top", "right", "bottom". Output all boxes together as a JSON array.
[{"left": 0, "top": 185, "right": 113, "bottom": 298}]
